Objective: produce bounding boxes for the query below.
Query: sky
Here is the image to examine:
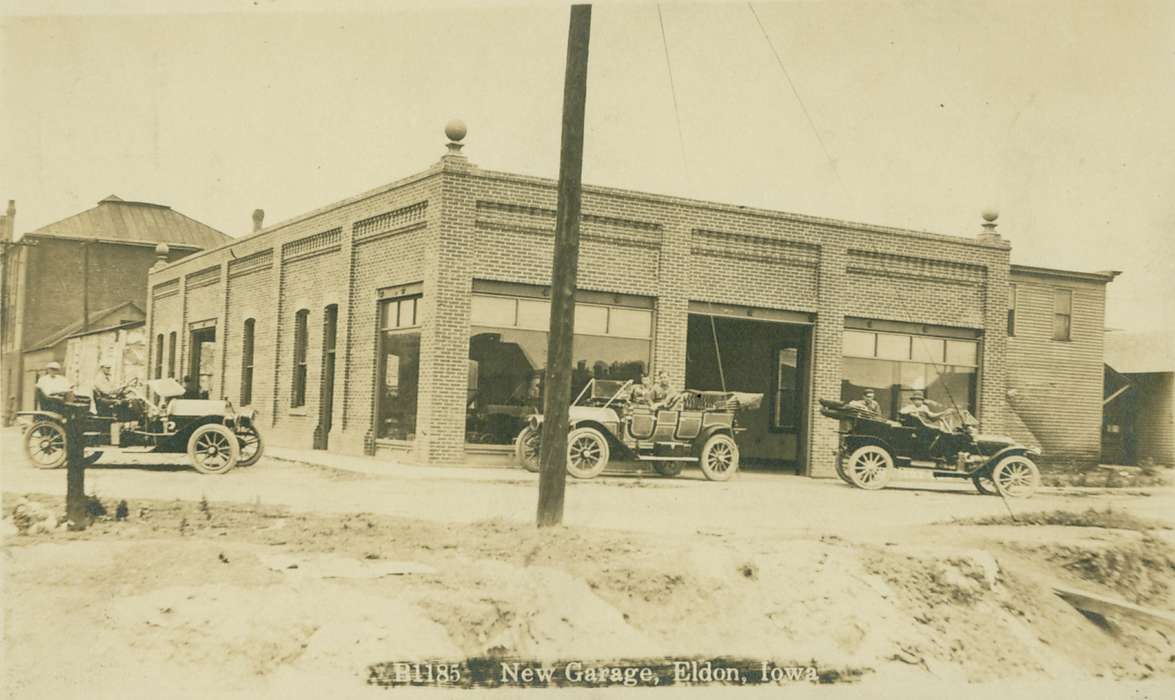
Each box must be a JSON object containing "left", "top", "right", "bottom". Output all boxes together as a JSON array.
[{"left": 2, "top": 0, "right": 1172, "bottom": 335}]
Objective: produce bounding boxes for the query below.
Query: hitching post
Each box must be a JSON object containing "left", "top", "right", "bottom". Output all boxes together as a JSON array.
[{"left": 537, "top": 4, "right": 591, "bottom": 528}]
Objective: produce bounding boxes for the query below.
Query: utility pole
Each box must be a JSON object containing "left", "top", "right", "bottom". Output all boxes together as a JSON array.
[
  {"left": 537, "top": 3, "right": 591, "bottom": 528},
  {"left": 81, "top": 241, "right": 91, "bottom": 332}
]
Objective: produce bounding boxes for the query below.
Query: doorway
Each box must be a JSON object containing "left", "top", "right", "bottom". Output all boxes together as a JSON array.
[
  {"left": 188, "top": 325, "right": 216, "bottom": 399},
  {"left": 685, "top": 312, "right": 811, "bottom": 472}
]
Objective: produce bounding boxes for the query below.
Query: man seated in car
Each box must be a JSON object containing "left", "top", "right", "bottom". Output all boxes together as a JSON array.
[
  {"left": 899, "top": 391, "right": 953, "bottom": 430},
  {"left": 35, "top": 361, "right": 73, "bottom": 398},
  {"left": 847, "top": 389, "right": 882, "bottom": 415},
  {"left": 648, "top": 370, "right": 673, "bottom": 408},
  {"left": 91, "top": 363, "right": 121, "bottom": 400}
]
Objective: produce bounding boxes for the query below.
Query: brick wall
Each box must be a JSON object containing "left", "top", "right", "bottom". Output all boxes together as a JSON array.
[{"left": 147, "top": 155, "right": 1016, "bottom": 476}]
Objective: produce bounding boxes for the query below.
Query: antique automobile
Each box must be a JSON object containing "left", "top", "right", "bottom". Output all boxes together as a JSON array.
[
  {"left": 514, "top": 378, "right": 762, "bottom": 481},
  {"left": 819, "top": 398, "right": 1041, "bottom": 497},
  {"left": 19, "top": 378, "right": 263, "bottom": 475}
]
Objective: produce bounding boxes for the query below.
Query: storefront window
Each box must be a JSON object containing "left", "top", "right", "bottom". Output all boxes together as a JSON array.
[
  {"left": 841, "top": 328, "right": 978, "bottom": 418},
  {"left": 377, "top": 295, "right": 421, "bottom": 440},
  {"left": 465, "top": 294, "right": 652, "bottom": 445}
]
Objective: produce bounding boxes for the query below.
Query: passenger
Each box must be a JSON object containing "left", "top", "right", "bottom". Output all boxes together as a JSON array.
[
  {"left": 648, "top": 370, "right": 673, "bottom": 408},
  {"left": 35, "top": 361, "right": 72, "bottom": 397},
  {"left": 181, "top": 375, "right": 201, "bottom": 400},
  {"left": 848, "top": 389, "right": 882, "bottom": 415}
]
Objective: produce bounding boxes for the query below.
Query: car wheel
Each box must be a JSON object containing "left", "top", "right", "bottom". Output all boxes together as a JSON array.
[
  {"left": 187, "top": 424, "right": 240, "bottom": 475},
  {"left": 844, "top": 444, "right": 893, "bottom": 490},
  {"left": 834, "top": 454, "right": 854, "bottom": 485},
  {"left": 514, "top": 425, "right": 541, "bottom": 473},
  {"left": 236, "top": 427, "right": 264, "bottom": 467},
  {"left": 972, "top": 474, "right": 997, "bottom": 495},
  {"left": 654, "top": 461, "right": 684, "bottom": 477},
  {"left": 699, "top": 433, "right": 739, "bottom": 481},
  {"left": 25, "top": 421, "right": 67, "bottom": 469},
  {"left": 991, "top": 455, "right": 1040, "bottom": 498},
  {"left": 566, "top": 427, "right": 610, "bottom": 479}
]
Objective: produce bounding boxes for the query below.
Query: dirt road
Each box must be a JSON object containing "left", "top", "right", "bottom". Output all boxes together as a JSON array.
[{"left": 4, "top": 429, "right": 1175, "bottom": 697}]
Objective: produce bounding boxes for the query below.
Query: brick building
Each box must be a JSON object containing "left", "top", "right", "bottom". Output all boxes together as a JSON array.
[
  {"left": 1, "top": 196, "right": 230, "bottom": 422},
  {"left": 144, "top": 133, "right": 1115, "bottom": 476}
]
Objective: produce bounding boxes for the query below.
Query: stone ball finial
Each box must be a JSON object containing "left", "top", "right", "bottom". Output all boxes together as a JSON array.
[
  {"left": 444, "top": 119, "right": 467, "bottom": 143},
  {"left": 982, "top": 209, "right": 999, "bottom": 223}
]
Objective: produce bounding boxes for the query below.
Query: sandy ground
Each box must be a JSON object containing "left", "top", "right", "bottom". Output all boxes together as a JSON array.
[{"left": 4, "top": 429, "right": 1175, "bottom": 698}]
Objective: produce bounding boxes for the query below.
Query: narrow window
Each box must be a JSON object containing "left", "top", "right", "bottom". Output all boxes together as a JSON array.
[
  {"left": 291, "top": 309, "right": 309, "bottom": 407},
  {"left": 154, "top": 334, "right": 164, "bottom": 379},
  {"left": 1053, "top": 289, "right": 1072, "bottom": 341},
  {"left": 167, "top": 332, "right": 177, "bottom": 378},
  {"left": 240, "top": 318, "right": 255, "bottom": 405},
  {"left": 1007, "top": 284, "right": 1017, "bottom": 336}
]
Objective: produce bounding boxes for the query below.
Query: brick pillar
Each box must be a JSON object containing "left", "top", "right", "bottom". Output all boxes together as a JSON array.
[
  {"left": 653, "top": 216, "right": 690, "bottom": 387},
  {"left": 269, "top": 250, "right": 285, "bottom": 428},
  {"left": 979, "top": 244, "right": 1011, "bottom": 434},
  {"left": 807, "top": 242, "right": 847, "bottom": 478},
  {"left": 417, "top": 158, "right": 475, "bottom": 464},
  {"left": 330, "top": 215, "right": 357, "bottom": 450},
  {"left": 216, "top": 262, "right": 230, "bottom": 398}
]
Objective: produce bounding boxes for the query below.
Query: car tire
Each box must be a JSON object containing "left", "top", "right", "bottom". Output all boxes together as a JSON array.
[
  {"left": 654, "top": 461, "right": 684, "bottom": 477},
  {"left": 844, "top": 444, "right": 893, "bottom": 490},
  {"left": 187, "top": 424, "right": 240, "bottom": 475},
  {"left": 24, "top": 421, "right": 67, "bottom": 469},
  {"left": 236, "top": 427, "right": 264, "bottom": 467},
  {"left": 991, "top": 455, "right": 1040, "bottom": 498},
  {"left": 515, "top": 425, "right": 541, "bottom": 473},
  {"left": 698, "top": 433, "right": 739, "bottom": 481},
  {"left": 565, "top": 427, "right": 610, "bottom": 479},
  {"left": 834, "top": 454, "right": 854, "bottom": 485},
  {"left": 972, "top": 474, "right": 997, "bottom": 495}
]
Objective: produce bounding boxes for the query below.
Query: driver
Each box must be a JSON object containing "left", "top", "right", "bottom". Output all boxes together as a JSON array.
[
  {"left": 92, "top": 363, "right": 120, "bottom": 399},
  {"left": 900, "top": 392, "right": 953, "bottom": 429},
  {"left": 648, "top": 370, "right": 673, "bottom": 408}
]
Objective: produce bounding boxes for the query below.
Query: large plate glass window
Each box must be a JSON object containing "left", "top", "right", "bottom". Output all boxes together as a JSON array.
[
  {"left": 466, "top": 294, "right": 653, "bottom": 445},
  {"left": 840, "top": 328, "right": 979, "bottom": 418},
  {"left": 377, "top": 294, "right": 421, "bottom": 440}
]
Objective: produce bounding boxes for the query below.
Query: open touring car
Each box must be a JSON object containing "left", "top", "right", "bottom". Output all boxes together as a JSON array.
[
  {"left": 819, "top": 398, "right": 1041, "bottom": 497},
  {"left": 19, "top": 378, "right": 263, "bottom": 475},
  {"left": 515, "top": 379, "right": 762, "bottom": 481}
]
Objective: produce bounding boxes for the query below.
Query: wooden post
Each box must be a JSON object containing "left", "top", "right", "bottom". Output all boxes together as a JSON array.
[
  {"left": 64, "top": 402, "right": 88, "bottom": 530},
  {"left": 537, "top": 4, "right": 592, "bottom": 528}
]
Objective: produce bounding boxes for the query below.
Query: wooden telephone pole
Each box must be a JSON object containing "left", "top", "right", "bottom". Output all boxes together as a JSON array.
[{"left": 537, "top": 4, "right": 592, "bottom": 528}]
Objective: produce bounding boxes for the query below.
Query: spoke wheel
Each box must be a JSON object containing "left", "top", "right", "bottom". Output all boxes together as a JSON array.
[
  {"left": 236, "top": 427, "right": 265, "bottom": 467},
  {"left": 992, "top": 455, "right": 1040, "bottom": 498},
  {"left": 187, "top": 424, "right": 240, "bottom": 475},
  {"left": 24, "top": 422, "right": 67, "bottom": 469},
  {"left": 565, "top": 427, "right": 610, "bottom": 479},
  {"left": 654, "top": 461, "right": 684, "bottom": 477},
  {"left": 699, "top": 433, "right": 739, "bottom": 481},
  {"left": 972, "top": 474, "right": 997, "bottom": 495},
  {"left": 835, "top": 453, "right": 854, "bottom": 485},
  {"left": 845, "top": 444, "right": 893, "bottom": 490},
  {"left": 514, "top": 426, "right": 541, "bottom": 473}
]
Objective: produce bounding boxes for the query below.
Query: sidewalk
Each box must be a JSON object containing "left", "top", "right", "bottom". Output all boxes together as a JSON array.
[{"left": 265, "top": 445, "right": 532, "bottom": 483}]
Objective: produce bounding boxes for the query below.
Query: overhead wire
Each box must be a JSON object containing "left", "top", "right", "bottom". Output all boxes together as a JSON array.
[
  {"left": 656, "top": 4, "right": 693, "bottom": 190},
  {"left": 746, "top": 2, "right": 853, "bottom": 206}
]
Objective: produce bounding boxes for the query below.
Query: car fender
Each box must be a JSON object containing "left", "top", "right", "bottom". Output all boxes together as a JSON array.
[
  {"left": 984, "top": 445, "right": 1040, "bottom": 469},
  {"left": 16, "top": 410, "right": 66, "bottom": 426},
  {"left": 842, "top": 435, "right": 894, "bottom": 457},
  {"left": 692, "top": 424, "right": 734, "bottom": 453},
  {"left": 568, "top": 418, "right": 634, "bottom": 458}
]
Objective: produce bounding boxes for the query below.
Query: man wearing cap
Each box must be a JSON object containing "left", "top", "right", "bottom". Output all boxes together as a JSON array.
[
  {"left": 92, "top": 363, "right": 119, "bottom": 399},
  {"left": 35, "top": 361, "right": 73, "bottom": 397},
  {"left": 849, "top": 389, "right": 882, "bottom": 415},
  {"left": 900, "top": 391, "right": 952, "bottom": 429}
]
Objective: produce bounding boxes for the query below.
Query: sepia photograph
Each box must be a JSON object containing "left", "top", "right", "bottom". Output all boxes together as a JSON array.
[{"left": 1, "top": 0, "right": 1173, "bottom": 697}]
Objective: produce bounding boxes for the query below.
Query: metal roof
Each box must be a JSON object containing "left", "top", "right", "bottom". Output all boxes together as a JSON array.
[
  {"left": 27, "top": 195, "right": 231, "bottom": 249},
  {"left": 26, "top": 301, "right": 145, "bottom": 351}
]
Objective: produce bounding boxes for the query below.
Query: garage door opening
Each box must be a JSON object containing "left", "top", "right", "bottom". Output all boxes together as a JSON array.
[{"left": 686, "top": 311, "right": 811, "bottom": 472}]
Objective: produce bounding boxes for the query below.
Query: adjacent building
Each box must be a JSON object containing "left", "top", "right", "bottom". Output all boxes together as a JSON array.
[
  {"left": 1102, "top": 331, "right": 1174, "bottom": 467},
  {"left": 143, "top": 131, "right": 1116, "bottom": 476},
  {"left": 1, "top": 196, "right": 230, "bottom": 420}
]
